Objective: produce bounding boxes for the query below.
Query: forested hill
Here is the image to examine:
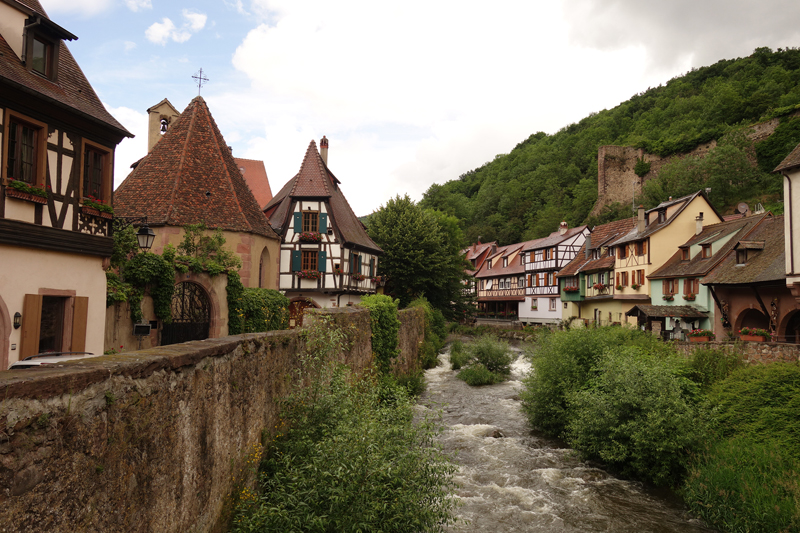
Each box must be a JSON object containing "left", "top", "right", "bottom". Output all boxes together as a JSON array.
[{"left": 419, "top": 47, "right": 800, "bottom": 246}]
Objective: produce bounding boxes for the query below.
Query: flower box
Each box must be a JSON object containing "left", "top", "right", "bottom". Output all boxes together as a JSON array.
[
  {"left": 684, "top": 293, "right": 696, "bottom": 301},
  {"left": 81, "top": 206, "right": 113, "bottom": 219},
  {"left": 616, "top": 285, "right": 624, "bottom": 291},
  {"left": 352, "top": 273, "right": 366, "bottom": 281},
  {"left": 689, "top": 336, "right": 710, "bottom": 343},
  {"left": 738, "top": 327, "right": 770, "bottom": 341},
  {"left": 298, "top": 231, "right": 322, "bottom": 243},
  {"left": 296, "top": 270, "right": 322, "bottom": 280},
  {"left": 663, "top": 295, "right": 674, "bottom": 301},
  {"left": 563, "top": 286, "right": 579, "bottom": 293},
  {"left": 6, "top": 188, "right": 47, "bottom": 204},
  {"left": 740, "top": 335, "right": 766, "bottom": 342},
  {"left": 631, "top": 283, "right": 641, "bottom": 290}
]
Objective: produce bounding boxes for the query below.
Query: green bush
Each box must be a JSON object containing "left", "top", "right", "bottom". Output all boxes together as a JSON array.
[
  {"left": 457, "top": 364, "right": 504, "bottom": 386},
  {"left": 706, "top": 362, "right": 800, "bottom": 457},
  {"left": 468, "top": 335, "right": 512, "bottom": 375},
  {"left": 232, "top": 288, "right": 290, "bottom": 333},
  {"left": 521, "top": 326, "right": 673, "bottom": 437},
  {"left": 683, "top": 437, "right": 800, "bottom": 533},
  {"left": 686, "top": 347, "right": 744, "bottom": 390},
  {"left": 360, "top": 294, "right": 402, "bottom": 374},
  {"left": 449, "top": 341, "right": 470, "bottom": 370},
  {"left": 564, "top": 347, "right": 706, "bottom": 486},
  {"left": 408, "top": 297, "right": 445, "bottom": 369},
  {"left": 234, "top": 370, "right": 457, "bottom": 532},
  {"left": 393, "top": 370, "right": 426, "bottom": 397}
]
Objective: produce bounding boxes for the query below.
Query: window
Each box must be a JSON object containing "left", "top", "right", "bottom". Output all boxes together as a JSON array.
[
  {"left": 636, "top": 269, "right": 645, "bottom": 286},
  {"left": 537, "top": 273, "right": 546, "bottom": 286},
  {"left": 303, "top": 211, "right": 319, "bottom": 233},
  {"left": 658, "top": 210, "right": 666, "bottom": 223},
  {"left": 636, "top": 240, "right": 647, "bottom": 256},
  {"left": 663, "top": 279, "right": 676, "bottom": 295},
  {"left": 547, "top": 272, "right": 555, "bottom": 285},
  {"left": 503, "top": 257, "right": 508, "bottom": 267},
  {"left": 531, "top": 298, "right": 538, "bottom": 310},
  {"left": 31, "top": 37, "right": 53, "bottom": 77},
  {"left": 683, "top": 278, "right": 699, "bottom": 295},
  {"left": 681, "top": 248, "right": 690, "bottom": 261},
  {"left": 302, "top": 251, "right": 318, "bottom": 271},
  {"left": 350, "top": 252, "right": 361, "bottom": 274},
  {"left": 702, "top": 244, "right": 712, "bottom": 258},
  {"left": 617, "top": 271, "right": 628, "bottom": 286},
  {"left": 487, "top": 259, "right": 492, "bottom": 270},
  {"left": 549, "top": 298, "right": 557, "bottom": 311},
  {"left": 618, "top": 245, "right": 628, "bottom": 259},
  {"left": 4, "top": 111, "right": 46, "bottom": 185},
  {"left": 535, "top": 250, "right": 543, "bottom": 261},
  {"left": 80, "top": 140, "right": 112, "bottom": 203},
  {"left": 736, "top": 249, "right": 746, "bottom": 264},
  {"left": 518, "top": 276, "right": 524, "bottom": 287},
  {"left": 19, "top": 293, "right": 88, "bottom": 358}
]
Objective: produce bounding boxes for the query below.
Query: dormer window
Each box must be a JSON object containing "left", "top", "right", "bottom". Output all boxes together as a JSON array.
[
  {"left": 503, "top": 257, "right": 508, "bottom": 268},
  {"left": 702, "top": 244, "right": 712, "bottom": 259},
  {"left": 658, "top": 210, "right": 666, "bottom": 223},
  {"left": 30, "top": 36, "right": 54, "bottom": 77},
  {"left": 736, "top": 250, "right": 746, "bottom": 265},
  {"left": 23, "top": 15, "right": 77, "bottom": 82},
  {"left": 681, "top": 248, "right": 690, "bottom": 261}
]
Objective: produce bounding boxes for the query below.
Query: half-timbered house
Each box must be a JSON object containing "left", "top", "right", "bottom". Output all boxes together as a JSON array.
[
  {"left": 0, "top": 0, "right": 132, "bottom": 367},
  {"left": 520, "top": 222, "right": 588, "bottom": 325},
  {"left": 264, "top": 137, "right": 383, "bottom": 326},
  {"left": 557, "top": 217, "right": 637, "bottom": 326},
  {"left": 474, "top": 242, "right": 532, "bottom": 321}
]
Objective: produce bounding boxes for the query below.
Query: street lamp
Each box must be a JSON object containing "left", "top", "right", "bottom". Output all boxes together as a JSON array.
[{"left": 136, "top": 224, "right": 156, "bottom": 251}]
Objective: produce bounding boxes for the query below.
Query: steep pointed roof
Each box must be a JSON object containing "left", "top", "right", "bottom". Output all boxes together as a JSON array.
[
  {"left": 264, "top": 139, "right": 382, "bottom": 254},
  {"left": 114, "top": 96, "right": 277, "bottom": 239},
  {"left": 235, "top": 158, "right": 273, "bottom": 209}
]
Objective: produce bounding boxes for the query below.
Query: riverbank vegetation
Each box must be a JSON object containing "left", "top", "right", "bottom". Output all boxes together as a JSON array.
[
  {"left": 521, "top": 326, "right": 800, "bottom": 532},
  {"left": 451, "top": 335, "right": 513, "bottom": 386},
  {"left": 231, "top": 317, "right": 459, "bottom": 532}
]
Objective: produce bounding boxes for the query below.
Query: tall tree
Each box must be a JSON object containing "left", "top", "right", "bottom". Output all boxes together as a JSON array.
[{"left": 367, "top": 195, "right": 471, "bottom": 319}]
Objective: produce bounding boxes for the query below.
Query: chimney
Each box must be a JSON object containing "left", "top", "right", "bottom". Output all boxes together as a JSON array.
[
  {"left": 696, "top": 212, "right": 704, "bottom": 235},
  {"left": 637, "top": 205, "right": 645, "bottom": 233},
  {"left": 559, "top": 221, "right": 568, "bottom": 235},
  {"left": 320, "top": 135, "right": 329, "bottom": 166},
  {"left": 585, "top": 234, "right": 591, "bottom": 259}
]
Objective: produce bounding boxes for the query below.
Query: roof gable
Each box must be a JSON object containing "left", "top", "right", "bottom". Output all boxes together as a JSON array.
[
  {"left": 774, "top": 142, "right": 800, "bottom": 173},
  {"left": 235, "top": 158, "right": 273, "bottom": 209},
  {"left": 114, "top": 96, "right": 277, "bottom": 239}
]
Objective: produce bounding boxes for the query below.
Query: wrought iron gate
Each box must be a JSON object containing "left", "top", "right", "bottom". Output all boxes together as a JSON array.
[{"left": 161, "top": 282, "right": 211, "bottom": 345}]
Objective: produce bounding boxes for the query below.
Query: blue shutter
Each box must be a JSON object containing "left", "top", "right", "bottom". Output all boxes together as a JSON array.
[
  {"left": 291, "top": 250, "right": 301, "bottom": 271},
  {"left": 318, "top": 251, "right": 327, "bottom": 272},
  {"left": 293, "top": 212, "right": 302, "bottom": 232},
  {"left": 319, "top": 213, "right": 328, "bottom": 233}
]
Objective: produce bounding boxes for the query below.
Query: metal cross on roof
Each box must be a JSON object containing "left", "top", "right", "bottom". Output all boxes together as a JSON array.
[{"left": 192, "top": 68, "right": 209, "bottom": 95}]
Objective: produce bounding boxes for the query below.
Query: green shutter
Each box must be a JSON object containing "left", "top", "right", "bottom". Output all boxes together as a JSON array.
[
  {"left": 319, "top": 213, "right": 328, "bottom": 233},
  {"left": 369, "top": 258, "right": 374, "bottom": 277},
  {"left": 291, "top": 250, "right": 301, "bottom": 271},
  {"left": 358, "top": 255, "right": 363, "bottom": 274},
  {"left": 294, "top": 212, "right": 302, "bottom": 232},
  {"left": 349, "top": 252, "right": 355, "bottom": 274},
  {"left": 318, "top": 251, "right": 327, "bottom": 272}
]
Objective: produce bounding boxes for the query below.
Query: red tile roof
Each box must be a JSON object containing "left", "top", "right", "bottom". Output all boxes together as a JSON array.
[
  {"left": 0, "top": 0, "right": 131, "bottom": 137},
  {"left": 235, "top": 158, "right": 273, "bottom": 209},
  {"left": 114, "top": 96, "right": 277, "bottom": 239},
  {"left": 558, "top": 217, "right": 637, "bottom": 277},
  {"left": 264, "top": 140, "right": 382, "bottom": 253}
]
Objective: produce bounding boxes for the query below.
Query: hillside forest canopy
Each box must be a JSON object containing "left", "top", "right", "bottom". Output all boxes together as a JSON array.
[{"left": 419, "top": 47, "right": 800, "bottom": 246}]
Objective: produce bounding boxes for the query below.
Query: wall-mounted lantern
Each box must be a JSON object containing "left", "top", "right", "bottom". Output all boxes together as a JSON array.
[{"left": 13, "top": 312, "right": 21, "bottom": 329}]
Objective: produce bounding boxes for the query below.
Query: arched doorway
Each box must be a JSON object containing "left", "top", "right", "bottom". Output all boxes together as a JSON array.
[
  {"left": 162, "top": 282, "right": 211, "bottom": 345},
  {"left": 782, "top": 310, "right": 800, "bottom": 344},
  {"left": 288, "top": 298, "right": 319, "bottom": 329},
  {"left": 259, "top": 246, "right": 274, "bottom": 289},
  {"left": 736, "top": 308, "right": 769, "bottom": 332}
]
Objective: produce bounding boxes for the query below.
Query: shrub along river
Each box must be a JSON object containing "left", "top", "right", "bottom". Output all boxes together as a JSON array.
[{"left": 418, "top": 343, "right": 716, "bottom": 532}]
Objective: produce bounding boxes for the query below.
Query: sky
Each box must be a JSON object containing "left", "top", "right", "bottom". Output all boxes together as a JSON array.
[{"left": 40, "top": 0, "right": 800, "bottom": 217}]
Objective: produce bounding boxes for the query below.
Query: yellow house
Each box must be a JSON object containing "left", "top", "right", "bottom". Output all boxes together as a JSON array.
[{"left": 606, "top": 191, "right": 723, "bottom": 326}]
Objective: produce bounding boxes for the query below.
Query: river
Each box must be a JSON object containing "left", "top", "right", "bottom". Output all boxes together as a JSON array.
[{"left": 418, "top": 342, "right": 716, "bottom": 533}]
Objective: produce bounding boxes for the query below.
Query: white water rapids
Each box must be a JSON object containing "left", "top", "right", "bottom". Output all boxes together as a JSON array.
[{"left": 417, "top": 343, "right": 716, "bottom": 532}]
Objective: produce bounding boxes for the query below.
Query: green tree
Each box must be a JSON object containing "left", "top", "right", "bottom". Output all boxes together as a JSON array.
[{"left": 367, "top": 195, "right": 471, "bottom": 319}]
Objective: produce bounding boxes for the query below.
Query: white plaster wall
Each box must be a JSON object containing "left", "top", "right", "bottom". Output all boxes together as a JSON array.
[
  {"left": 519, "top": 296, "right": 562, "bottom": 324},
  {"left": 4, "top": 198, "right": 36, "bottom": 224},
  {"left": 0, "top": 4, "right": 26, "bottom": 59},
  {"left": 785, "top": 170, "right": 800, "bottom": 281},
  {"left": 0, "top": 244, "right": 107, "bottom": 366}
]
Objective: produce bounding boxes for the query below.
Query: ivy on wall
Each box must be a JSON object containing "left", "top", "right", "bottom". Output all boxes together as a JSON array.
[{"left": 359, "top": 294, "right": 401, "bottom": 374}]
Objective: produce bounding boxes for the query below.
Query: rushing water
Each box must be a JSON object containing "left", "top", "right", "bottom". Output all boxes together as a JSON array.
[{"left": 418, "top": 343, "right": 716, "bottom": 533}]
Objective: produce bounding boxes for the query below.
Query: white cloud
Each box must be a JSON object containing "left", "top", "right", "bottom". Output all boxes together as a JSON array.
[
  {"left": 124, "top": 41, "right": 137, "bottom": 52},
  {"left": 103, "top": 104, "right": 148, "bottom": 191},
  {"left": 225, "top": 0, "right": 249, "bottom": 16},
  {"left": 145, "top": 11, "right": 207, "bottom": 45},
  {"left": 40, "top": 0, "right": 112, "bottom": 16},
  {"left": 125, "top": 0, "right": 152, "bottom": 12}
]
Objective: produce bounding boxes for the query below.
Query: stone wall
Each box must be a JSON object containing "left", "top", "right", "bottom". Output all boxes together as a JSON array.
[
  {"left": 673, "top": 340, "right": 800, "bottom": 364},
  {"left": 0, "top": 306, "right": 424, "bottom": 533}
]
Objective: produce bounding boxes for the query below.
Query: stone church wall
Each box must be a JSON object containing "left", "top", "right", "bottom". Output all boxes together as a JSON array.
[{"left": 0, "top": 306, "right": 424, "bottom": 533}]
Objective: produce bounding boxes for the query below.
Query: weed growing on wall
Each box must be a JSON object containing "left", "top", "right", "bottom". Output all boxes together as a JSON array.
[
  {"left": 232, "top": 316, "right": 459, "bottom": 532},
  {"left": 408, "top": 297, "right": 446, "bottom": 369},
  {"left": 360, "top": 294, "right": 401, "bottom": 374}
]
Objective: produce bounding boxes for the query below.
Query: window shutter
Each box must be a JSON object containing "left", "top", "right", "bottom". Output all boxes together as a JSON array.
[
  {"left": 358, "top": 255, "right": 363, "bottom": 274},
  {"left": 71, "top": 297, "right": 89, "bottom": 352},
  {"left": 19, "top": 294, "right": 43, "bottom": 359},
  {"left": 369, "top": 258, "right": 374, "bottom": 277},
  {"left": 319, "top": 213, "right": 328, "bottom": 233},
  {"left": 291, "top": 250, "right": 302, "bottom": 271},
  {"left": 318, "top": 251, "right": 327, "bottom": 272},
  {"left": 616, "top": 273, "right": 620, "bottom": 286},
  {"left": 293, "top": 212, "right": 302, "bottom": 232}
]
